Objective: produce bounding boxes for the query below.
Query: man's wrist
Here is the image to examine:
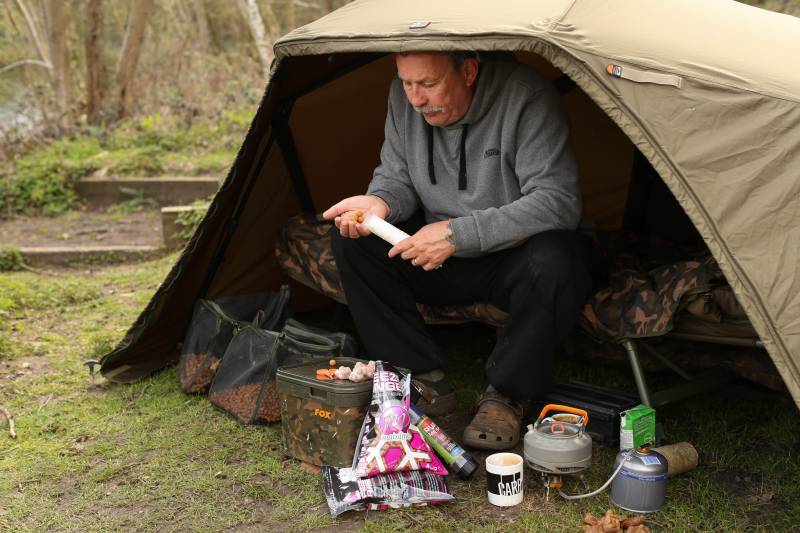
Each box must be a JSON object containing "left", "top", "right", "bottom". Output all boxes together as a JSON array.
[
  {"left": 445, "top": 220, "right": 456, "bottom": 250},
  {"left": 369, "top": 194, "right": 391, "bottom": 218}
]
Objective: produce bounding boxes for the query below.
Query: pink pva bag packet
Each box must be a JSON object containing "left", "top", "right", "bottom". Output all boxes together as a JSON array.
[
  {"left": 322, "top": 466, "right": 453, "bottom": 517},
  {"left": 352, "top": 361, "right": 447, "bottom": 478}
]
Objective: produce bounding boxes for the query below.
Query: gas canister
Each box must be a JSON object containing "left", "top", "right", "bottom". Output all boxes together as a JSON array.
[{"left": 611, "top": 448, "right": 668, "bottom": 513}]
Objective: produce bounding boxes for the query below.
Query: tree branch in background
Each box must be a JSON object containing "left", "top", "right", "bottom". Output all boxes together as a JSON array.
[
  {"left": 84, "top": 0, "right": 105, "bottom": 123},
  {"left": 12, "top": 0, "right": 50, "bottom": 67},
  {"left": 44, "top": 0, "right": 74, "bottom": 127},
  {"left": 238, "top": 0, "right": 274, "bottom": 79},
  {"left": 0, "top": 58, "right": 51, "bottom": 75},
  {"left": 115, "top": 0, "right": 154, "bottom": 119},
  {"left": 293, "top": 0, "right": 320, "bottom": 11}
]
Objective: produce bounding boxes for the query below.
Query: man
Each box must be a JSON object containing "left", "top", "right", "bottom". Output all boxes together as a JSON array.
[{"left": 322, "top": 51, "right": 592, "bottom": 450}]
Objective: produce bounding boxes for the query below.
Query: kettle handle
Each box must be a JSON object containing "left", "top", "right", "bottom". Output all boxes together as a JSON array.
[{"left": 536, "top": 404, "right": 589, "bottom": 426}]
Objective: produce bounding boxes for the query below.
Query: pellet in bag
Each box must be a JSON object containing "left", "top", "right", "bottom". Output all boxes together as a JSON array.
[{"left": 322, "top": 466, "right": 453, "bottom": 517}]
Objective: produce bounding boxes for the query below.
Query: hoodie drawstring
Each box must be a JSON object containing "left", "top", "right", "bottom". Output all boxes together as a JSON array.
[
  {"left": 458, "top": 123, "right": 469, "bottom": 191},
  {"left": 426, "top": 121, "right": 469, "bottom": 191},
  {"left": 426, "top": 122, "right": 436, "bottom": 185}
]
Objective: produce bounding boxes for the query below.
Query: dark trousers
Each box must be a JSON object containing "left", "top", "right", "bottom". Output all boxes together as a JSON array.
[{"left": 330, "top": 215, "right": 593, "bottom": 402}]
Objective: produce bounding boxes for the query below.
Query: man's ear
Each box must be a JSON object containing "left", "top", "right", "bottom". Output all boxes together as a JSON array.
[{"left": 462, "top": 58, "right": 479, "bottom": 87}]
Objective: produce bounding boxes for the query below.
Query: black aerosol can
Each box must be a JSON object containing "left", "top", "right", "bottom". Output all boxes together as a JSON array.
[{"left": 410, "top": 404, "right": 478, "bottom": 480}]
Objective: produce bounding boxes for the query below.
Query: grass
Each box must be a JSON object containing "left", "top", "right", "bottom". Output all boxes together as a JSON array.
[{"left": 0, "top": 258, "right": 799, "bottom": 531}]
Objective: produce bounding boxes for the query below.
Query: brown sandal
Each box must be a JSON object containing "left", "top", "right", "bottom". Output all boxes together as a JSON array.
[{"left": 462, "top": 391, "right": 524, "bottom": 451}]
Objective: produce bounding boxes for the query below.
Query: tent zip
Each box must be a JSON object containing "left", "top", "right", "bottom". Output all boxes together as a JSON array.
[{"left": 198, "top": 132, "right": 277, "bottom": 299}]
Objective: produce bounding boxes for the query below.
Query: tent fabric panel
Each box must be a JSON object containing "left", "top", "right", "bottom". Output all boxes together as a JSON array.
[
  {"left": 559, "top": 86, "right": 633, "bottom": 230},
  {"left": 279, "top": 0, "right": 800, "bottom": 101},
  {"left": 269, "top": 53, "right": 385, "bottom": 104},
  {"left": 206, "top": 147, "right": 297, "bottom": 299},
  {"left": 289, "top": 55, "right": 394, "bottom": 212},
  {"left": 553, "top": 0, "right": 800, "bottom": 102},
  {"left": 100, "top": 101, "right": 279, "bottom": 382},
  {"left": 554, "top": 50, "right": 800, "bottom": 407},
  {"left": 522, "top": 44, "right": 800, "bottom": 409},
  {"left": 281, "top": 0, "right": 570, "bottom": 43},
  {"left": 573, "top": 49, "right": 800, "bottom": 391}
]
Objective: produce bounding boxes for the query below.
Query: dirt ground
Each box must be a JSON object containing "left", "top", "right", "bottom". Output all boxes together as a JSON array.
[{"left": 0, "top": 208, "right": 162, "bottom": 248}]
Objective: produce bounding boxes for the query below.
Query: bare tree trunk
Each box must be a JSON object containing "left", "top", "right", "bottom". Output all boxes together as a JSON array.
[
  {"left": 285, "top": 0, "right": 295, "bottom": 30},
  {"left": 262, "top": 1, "right": 281, "bottom": 38},
  {"left": 115, "top": 0, "right": 154, "bottom": 119},
  {"left": 191, "top": 0, "right": 211, "bottom": 52},
  {"left": 44, "top": 0, "right": 73, "bottom": 127},
  {"left": 84, "top": 0, "right": 104, "bottom": 123},
  {"left": 238, "top": 0, "right": 274, "bottom": 78}
]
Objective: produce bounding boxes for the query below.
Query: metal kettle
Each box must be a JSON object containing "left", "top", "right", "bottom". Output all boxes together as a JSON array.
[{"left": 524, "top": 404, "right": 593, "bottom": 475}]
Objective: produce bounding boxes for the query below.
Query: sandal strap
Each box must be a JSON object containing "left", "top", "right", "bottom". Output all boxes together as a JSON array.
[{"left": 476, "top": 391, "right": 523, "bottom": 418}]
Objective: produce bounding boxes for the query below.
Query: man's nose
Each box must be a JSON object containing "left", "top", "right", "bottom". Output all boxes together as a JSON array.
[{"left": 408, "top": 85, "right": 426, "bottom": 107}]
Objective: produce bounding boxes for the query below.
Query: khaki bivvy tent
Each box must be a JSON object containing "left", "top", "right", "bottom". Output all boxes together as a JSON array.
[{"left": 99, "top": 0, "right": 800, "bottom": 410}]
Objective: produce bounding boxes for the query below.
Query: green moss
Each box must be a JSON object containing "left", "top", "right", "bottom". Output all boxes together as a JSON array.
[
  {"left": 0, "top": 111, "right": 247, "bottom": 218},
  {"left": 0, "top": 246, "right": 24, "bottom": 271},
  {"left": 174, "top": 199, "right": 211, "bottom": 242}
]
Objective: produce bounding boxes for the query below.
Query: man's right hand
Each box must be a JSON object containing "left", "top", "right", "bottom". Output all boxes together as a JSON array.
[{"left": 322, "top": 195, "right": 390, "bottom": 238}]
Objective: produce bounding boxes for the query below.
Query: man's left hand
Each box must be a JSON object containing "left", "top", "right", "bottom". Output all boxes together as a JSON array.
[{"left": 388, "top": 220, "right": 455, "bottom": 271}]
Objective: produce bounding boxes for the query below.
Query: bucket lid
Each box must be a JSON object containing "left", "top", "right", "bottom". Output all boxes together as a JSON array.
[{"left": 276, "top": 357, "right": 373, "bottom": 395}]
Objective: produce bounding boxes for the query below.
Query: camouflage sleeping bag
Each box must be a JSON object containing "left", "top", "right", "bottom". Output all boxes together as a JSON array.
[
  {"left": 579, "top": 232, "right": 729, "bottom": 342},
  {"left": 276, "top": 217, "right": 752, "bottom": 342},
  {"left": 275, "top": 215, "right": 508, "bottom": 326}
]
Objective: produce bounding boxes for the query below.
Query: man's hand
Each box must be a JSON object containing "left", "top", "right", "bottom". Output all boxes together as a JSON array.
[
  {"left": 322, "top": 195, "right": 390, "bottom": 238},
  {"left": 389, "top": 220, "right": 455, "bottom": 271}
]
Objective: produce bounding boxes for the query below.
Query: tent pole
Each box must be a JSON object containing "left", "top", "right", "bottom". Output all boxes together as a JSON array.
[
  {"left": 198, "top": 132, "right": 277, "bottom": 299},
  {"left": 273, "top": 100, "right": 316, "bottom": 214}
]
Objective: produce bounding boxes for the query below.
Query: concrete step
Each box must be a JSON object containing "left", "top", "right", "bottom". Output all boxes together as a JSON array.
[
  {"left": 161, "top": 204, "right": 208, "bottom": 250},
  {"left": 20, "top": 245, "right": 164, "bottom": 266},
  {"left": 75, "top": 176, "right": 221, "bottom": 208}
]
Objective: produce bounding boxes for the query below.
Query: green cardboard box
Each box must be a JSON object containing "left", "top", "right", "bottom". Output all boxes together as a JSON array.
[{"left": 620, "top": 404, "right": 656, "bottom": 449}]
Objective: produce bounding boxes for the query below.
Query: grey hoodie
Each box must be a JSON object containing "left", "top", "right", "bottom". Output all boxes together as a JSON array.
[{"left": 367, "top": 56, "right": 581, "bottom": 257}]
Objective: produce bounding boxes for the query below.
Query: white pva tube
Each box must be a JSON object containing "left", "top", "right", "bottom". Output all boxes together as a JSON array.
[{"left": 362, "top": 213, "right": 410, "bottom": 246}]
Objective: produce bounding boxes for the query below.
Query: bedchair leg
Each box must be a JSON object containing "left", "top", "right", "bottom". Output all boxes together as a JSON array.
[
  {"left": 621, "top": 338, "right": 734, "bottom": 408},
  {"left": 621, "top": 339, "right": 654, "bottom": 407}
]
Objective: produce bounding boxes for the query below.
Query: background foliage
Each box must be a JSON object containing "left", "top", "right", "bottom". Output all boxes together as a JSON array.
[{"left": 0, "top": 0, "right": 797, "bottom": 218}]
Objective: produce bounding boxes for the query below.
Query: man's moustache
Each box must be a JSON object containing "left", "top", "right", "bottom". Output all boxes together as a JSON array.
[{"left": 414, "top": 106, "right": 445, "bottom": 114}]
